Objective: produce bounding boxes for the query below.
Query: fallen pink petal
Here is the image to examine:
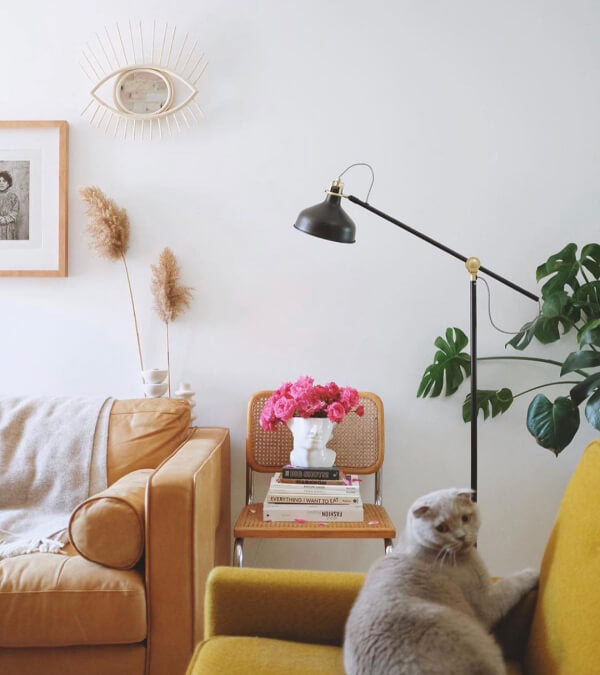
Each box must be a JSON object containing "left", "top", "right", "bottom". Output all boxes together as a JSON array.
[
  {"left": 294, "top": 518, "right": 306, "bottom": 523},
  {"left": 249, "top": 508, "right": 256, "bottom": 514},
  {"left": 368, "top": 520, "right": 380, "bottom": 525},
  {"left": 318, "top": 522, "right": 327, "bottom": 526}
]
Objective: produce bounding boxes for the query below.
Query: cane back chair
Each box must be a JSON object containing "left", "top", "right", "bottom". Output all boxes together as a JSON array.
[{"left": 232, "top": 391, "right": 396, "bottom": 567}]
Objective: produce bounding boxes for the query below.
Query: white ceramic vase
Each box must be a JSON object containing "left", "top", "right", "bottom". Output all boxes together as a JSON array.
[
  {"left": 286, "top": 417, "right": 336, "bottom": 467},
  {"left": 175, "top": 382, "right": 197, "bottom": 423},
  {"left": 141, "top": 368, "right": 168, "bottom": 398}
]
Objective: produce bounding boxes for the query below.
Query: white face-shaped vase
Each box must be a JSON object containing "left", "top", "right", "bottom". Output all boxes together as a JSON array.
[{"left": 287, "top": 417, "right": 336, "bottom": 467}]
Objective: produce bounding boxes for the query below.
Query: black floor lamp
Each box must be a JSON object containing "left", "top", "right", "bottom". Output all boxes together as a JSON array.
[{"left": 293, "top": 165, "right": 539, "bottom": 499}]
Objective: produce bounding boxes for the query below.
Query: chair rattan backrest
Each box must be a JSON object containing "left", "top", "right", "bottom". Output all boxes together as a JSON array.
[{"left": 246, "top": 391, "right": 384, "bottom": 474}]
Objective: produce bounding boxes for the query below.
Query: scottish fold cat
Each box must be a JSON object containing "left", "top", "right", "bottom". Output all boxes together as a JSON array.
[{"left": 343, "top": 488, "right": 538, "bottom": 675}]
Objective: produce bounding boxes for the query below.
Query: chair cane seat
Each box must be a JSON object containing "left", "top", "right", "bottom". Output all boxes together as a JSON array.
[{"left": 234, "top": 503, "right": 396, "bottom": 539}]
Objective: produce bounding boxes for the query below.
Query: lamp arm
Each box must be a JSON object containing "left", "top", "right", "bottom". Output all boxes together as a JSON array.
[{"left": 347, "top": 195, "right": 539, "bottom": 303}]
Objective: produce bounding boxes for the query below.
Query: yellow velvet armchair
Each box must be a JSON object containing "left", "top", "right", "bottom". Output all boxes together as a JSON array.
[{"left": 188, "top": 439, "right": 600, "bottom": 674}]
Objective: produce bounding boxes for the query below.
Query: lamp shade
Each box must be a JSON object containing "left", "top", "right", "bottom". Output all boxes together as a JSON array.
[{"left": 293, "top": 185, "right": 356, "bottom": 243}]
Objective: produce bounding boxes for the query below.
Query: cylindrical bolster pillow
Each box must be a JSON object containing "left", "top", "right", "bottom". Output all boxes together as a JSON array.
[{"left": 69, "top": 469, "right": 152, "bottom": 569}]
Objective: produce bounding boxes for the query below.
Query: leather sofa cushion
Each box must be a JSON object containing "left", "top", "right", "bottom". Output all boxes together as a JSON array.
[
  {"left": 107, "top": 398, "right": 191, "bottom": 484},
  {"left": 0, "top": 553, "right": 146, "bottom": 647},
  {"left": 69, "top": 469, "right": 151, "bottom": 569},
  {"left": 0, "top": 644, "right": 146, "bottom": 675}
]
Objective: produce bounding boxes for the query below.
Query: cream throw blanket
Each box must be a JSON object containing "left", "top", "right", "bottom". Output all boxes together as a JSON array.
[{"left": 0, "top": 397, "right": 114, "bottom": 559}]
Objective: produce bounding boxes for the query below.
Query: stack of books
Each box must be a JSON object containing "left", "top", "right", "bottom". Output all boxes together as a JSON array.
[{"left": 263, "top": 465, "right": 363, "bottom": 522}]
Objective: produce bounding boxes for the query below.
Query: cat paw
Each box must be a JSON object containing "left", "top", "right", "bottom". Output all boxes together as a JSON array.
[{"left": 518, "top": 568, "right": 539, "bottom": 591}]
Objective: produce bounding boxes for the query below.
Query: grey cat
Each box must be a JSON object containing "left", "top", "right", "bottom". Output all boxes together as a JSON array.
[{"left": 343, "top": 488, "right": 538, "bottom": 675}]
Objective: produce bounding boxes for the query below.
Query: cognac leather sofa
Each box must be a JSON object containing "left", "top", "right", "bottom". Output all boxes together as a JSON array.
[
  {"left": 0, "top": 398, "right": 230, "bottom": 675},
  {"left": 187, "top": 439, "right": 600, "bottom": 674}
]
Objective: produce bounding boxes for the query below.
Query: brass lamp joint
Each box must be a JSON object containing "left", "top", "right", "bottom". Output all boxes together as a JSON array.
[
  {"left": 466, "top": 257, "right": 481, "bottom": 281},
  {"left": 324, "top": 178, "right": 349, "bottom": 198}
]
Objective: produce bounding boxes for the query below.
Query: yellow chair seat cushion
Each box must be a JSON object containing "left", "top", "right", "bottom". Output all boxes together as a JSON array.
[
  {"left": 187, "top": 636, "right": 344, "bottom": 674},
  {"left": 187, "top": 636, "right": 523, "bottom": 675}
]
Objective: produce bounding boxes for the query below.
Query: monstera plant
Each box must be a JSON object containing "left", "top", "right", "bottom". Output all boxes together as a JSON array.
[{"left": 418, "top": 243, "right": 600, "bottom": 456}]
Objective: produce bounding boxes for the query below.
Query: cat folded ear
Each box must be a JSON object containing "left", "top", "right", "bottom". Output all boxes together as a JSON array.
[
  {"left": 412, "top": 505, "right": 431, "bottom": 518},
  {"left": 456, "top": 489, "right": 475, "bottom": 502}
]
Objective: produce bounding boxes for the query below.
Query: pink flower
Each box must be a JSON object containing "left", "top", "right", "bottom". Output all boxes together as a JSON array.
[
  {"left": 262, "top": 377, "right": 363, "bottom": 431},
  {"left": 260, "top": 399, "right": 277, "bottom": 430},
  {"left": 273, "top": 381, "right": 292, "bottom": 398},
  {"left": 324, "top": 382, "right": 340, "bottom": 402},
  {"left": 290, "top": 375, "right": 314, "bottom": 399},
  {"left": 259, "top": 413, "right": 277, "bottom": 431},
  {"left": 340, "top": 387, "right": 360, "bottom": 411},
  {"left": 327, "top": 401, "right": 346, "bottom": 423},
  {"left": 295, "top": 386, "right": 325, "bottom": 417},
  {"left": 274, "top": 396, "right": 296, "bottom": 421}
]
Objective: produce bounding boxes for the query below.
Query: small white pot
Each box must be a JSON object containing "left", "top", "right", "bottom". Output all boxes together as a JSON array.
[
  {"left": 286, "top": 417, "right": 336, "bottom": 467},
  {"left": 142, "top": 368, "right": 168, "bottom": 384},
  {"left": 143, "top": 382, "right": 168, "bottom": 398}
]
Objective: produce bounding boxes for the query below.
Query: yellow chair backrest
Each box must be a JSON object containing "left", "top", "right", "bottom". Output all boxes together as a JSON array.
[{"left": 525, "top": 439, "right": 600, "bottom": 674}]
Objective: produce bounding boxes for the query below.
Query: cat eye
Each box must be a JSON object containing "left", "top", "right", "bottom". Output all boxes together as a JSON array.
[
  {"left": 436, "top": 523, "right": 449, "bottom": 533},
  {"left": 462, "top": 515, "right": 470, "bottom": 522}
]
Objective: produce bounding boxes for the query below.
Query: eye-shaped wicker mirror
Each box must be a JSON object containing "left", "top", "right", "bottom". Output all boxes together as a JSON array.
[{"left": 80, "top": 21, "right": 207, "bottom": 141}]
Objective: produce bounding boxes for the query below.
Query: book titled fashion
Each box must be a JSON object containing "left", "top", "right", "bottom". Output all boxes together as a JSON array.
[
  {"left": 282, "top": 466, "right": 340, "bottom": 481},
  {"left": 264, "top": 493, "right": 362, "bottom": 505},
  {"left": 263, "top": 503, "right": 364, "bottom": 522}
]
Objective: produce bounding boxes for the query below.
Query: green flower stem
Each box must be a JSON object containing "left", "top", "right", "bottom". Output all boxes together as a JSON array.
[
  {"left": 513, "top": 381, "right": 582, "bottom": 399},
  {"left": 478, "top": 356, "right": 590, "bottom": 378}
]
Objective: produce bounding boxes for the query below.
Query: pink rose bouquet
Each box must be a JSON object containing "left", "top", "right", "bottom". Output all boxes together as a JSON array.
[{"left": 260, "top": 376, "right": 365, "bottom": 431}]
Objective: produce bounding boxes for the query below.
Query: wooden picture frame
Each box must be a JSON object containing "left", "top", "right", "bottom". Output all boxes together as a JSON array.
[{"left": 0, "top": 121, "right": 68, "bottom": 277}]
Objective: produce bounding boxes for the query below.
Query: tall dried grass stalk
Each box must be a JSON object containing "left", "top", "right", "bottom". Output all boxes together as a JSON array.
[
  {"left": 150, "top": 248, "right": 193, "bottom": 396},
  {"left": 79, "top": 186, "right": 144, "bottom": 374}
]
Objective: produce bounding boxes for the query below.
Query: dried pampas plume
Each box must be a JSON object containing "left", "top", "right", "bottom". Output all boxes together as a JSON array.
[
  {"left": 79, "top": 185, "right": 144, "bottom": 374},
  {"left": 79, "top": 186, "right": 130, "bottom": 260},
  {"left": 151, "top": 248, "right": 194, "bottom": 396}
]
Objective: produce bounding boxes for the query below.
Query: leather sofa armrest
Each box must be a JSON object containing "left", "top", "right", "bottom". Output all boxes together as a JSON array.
[
  {"left": 205, "top": 566, "right": 364, "bottom": 646},
  {"left": 146, "top": 427, "right": 230, "bottom": 675}
]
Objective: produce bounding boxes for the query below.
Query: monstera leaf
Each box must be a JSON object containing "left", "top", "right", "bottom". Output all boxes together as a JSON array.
[
  {"left": 573, "top": 281, "right": 600, "bottom": 318},
  {"left": 577, "top": 318, "right": 600, "bottom": 347},
  {"left": 560, "top": 349, "right": 600, "bottom": 376},
  {"left": 526, "top": 394, "right": 580, "bottom": 456},
  {"left": 579, "top": 243, "right": 600, "bottom": 280},
  {"left": 569, "top": 371, "right": 600, "bottom": 428},
  {"left": 417, "top": 328, "right": 471, "bottom": 398},
  {"left": 570, "top": 372, "right": 600, "bottom": 405},
  {"left": 536, "top": 243, "right": 580, "bottom": 298},
  {"left": 585, "top": 390, "right": 600, "bottom": 431},
  {"left": 507, "top": 290, "right": 578, "bottom": 350},
  {"left": 462, "top": 388, "right": 514, "bottom": 422}
]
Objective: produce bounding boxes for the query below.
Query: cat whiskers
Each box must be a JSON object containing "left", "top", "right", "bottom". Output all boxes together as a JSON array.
[{"left": 435, "top": 545, "right": 453, "bottom": 567}]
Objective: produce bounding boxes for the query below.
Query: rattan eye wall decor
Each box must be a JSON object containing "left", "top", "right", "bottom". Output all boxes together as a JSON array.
[{"left": 80, "top": 21, "right": 208, "bottom": 141}]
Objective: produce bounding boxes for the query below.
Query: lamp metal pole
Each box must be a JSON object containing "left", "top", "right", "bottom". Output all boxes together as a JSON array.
[{"left": 344, "top": 194, "right": 539, "bottom": 499}]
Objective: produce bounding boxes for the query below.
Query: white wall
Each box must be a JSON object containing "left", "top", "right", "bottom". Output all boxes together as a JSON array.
[{"left": 3, "top": 0, "right": 599, "bottom": 575}]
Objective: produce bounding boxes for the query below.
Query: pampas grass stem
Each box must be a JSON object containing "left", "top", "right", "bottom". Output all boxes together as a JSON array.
[
  {"left": 166, "top": 322, "right": 171, "bottom": 397},
  {"left": 150, "top": 248, "right": 193, "bottom": 398},
  {"left": 80, "top": 185, "right": 145, "bottom": 382},
  {"left": 121, "top": 253, "right": 145, "bottom": 374}
]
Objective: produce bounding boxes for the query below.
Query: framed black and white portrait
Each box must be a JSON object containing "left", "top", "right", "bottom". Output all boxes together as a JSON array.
[{"left": 0, "top": 121, "right": 68, "bottom": 276}]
